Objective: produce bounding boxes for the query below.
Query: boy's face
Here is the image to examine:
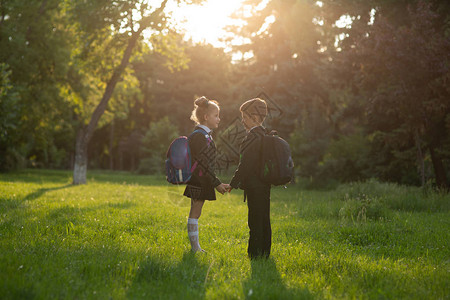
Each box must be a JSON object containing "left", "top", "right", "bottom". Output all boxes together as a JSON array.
[{"left": 241, "top": 111, "right": 259, "bottom": 130}]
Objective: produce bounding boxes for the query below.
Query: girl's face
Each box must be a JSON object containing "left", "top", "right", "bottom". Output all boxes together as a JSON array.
[{"left": 204, "top": 107, "right": 220, "bottom": 129}]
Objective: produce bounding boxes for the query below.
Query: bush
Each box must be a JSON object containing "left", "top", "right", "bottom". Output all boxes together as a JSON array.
[
  {"left": 339, "top": 193, "right": 388, "bottom": 222},
  {"left": 0, "top": 63, "right": 21, "bottom": 171},
  {"left": 138, "top": 117, "right": 179, "bottom": 175},
  {"left": 336, "top": 179, "right": 405, "bottom": 199},
  {"left": 320, "top": 134, "right": 372, "bottom": 182},
  {"left": 336, "top": 179, "right": 449, "bottom": 214}
]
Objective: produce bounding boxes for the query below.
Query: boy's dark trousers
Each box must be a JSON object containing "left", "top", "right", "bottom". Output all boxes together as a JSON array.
[{"left": 246, "top": 185, "right": 271, "bottom": 259}]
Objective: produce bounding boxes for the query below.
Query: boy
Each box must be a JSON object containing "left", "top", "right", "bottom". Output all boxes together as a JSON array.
[{"left": 228, "top": 98, "right": 271, "bottom": 259}]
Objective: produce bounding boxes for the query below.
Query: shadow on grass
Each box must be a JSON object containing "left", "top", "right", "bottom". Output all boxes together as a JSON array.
[
  {"left": 127, "top": 251, "right": 208, "bottom": 299},
  {"left": 243, "top": 257, "right": 313, "bottom": 299},
  {"left": 45, "top": 201, "right": 138, "bottom": 221},
  {"left": 0, "top": 184, "right": 74, "bottom": 213},
  {"left": 1, "top": 245, "right": 209, "bottom": 299},
  {"left": 0, "top": 169, "right": 72, "bottom": 184},
  {"left": 22, "top": 184, "right": 74, "bottom": 202},
  {"left": 84, "top": 170, "right": 167, "bottom": 187},
  {"left": 0, "top": 169, "right": 167, "bottom": 187}
]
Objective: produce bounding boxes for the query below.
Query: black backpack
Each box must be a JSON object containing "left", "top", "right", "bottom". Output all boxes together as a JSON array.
[{"left": 259, "top": 130, "right": 294, "bottom": 186}]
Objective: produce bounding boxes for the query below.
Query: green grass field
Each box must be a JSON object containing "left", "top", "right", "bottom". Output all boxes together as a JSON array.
[{"left": 0, "top": 170, "right": 449, "bottom": 299}]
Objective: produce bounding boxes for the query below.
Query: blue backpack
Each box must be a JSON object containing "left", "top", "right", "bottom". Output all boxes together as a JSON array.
[{"left": 165, "top": 129, "right": 211, "bottom": 184}]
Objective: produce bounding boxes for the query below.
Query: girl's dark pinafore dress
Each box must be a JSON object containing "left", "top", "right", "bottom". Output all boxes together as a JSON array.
[{"left": 183, "top": 126, "right": 221, "bottom": 200}]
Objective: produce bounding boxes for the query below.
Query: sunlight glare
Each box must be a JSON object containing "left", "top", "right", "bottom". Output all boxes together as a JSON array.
[
  {"left": 368, "top": 8, "right": 376, "bottom": 25},
  {"left": 257, "top": 15, "right": 276, "bottom": 35},
  {"left": 335, "top": 14, "right": 353, "bottom": 29},
  {"left": 166, "top": 0, "right": 247, "bottom": 47}
]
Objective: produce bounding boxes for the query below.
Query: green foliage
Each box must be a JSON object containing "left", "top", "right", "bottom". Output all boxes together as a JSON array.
[
  {"left": 0, "top": 63, "right": 22, "bottom": 170},
  {"left": 0, "top": 170, "right": 448, "bottom": 298},
  {"left": 1, "top": 0, "right": 449, "bottom": 189},
  {"left": 133, "top": 40, "right": 232, "bottom": 135},
  {"left": 336, "top": 179, "right": 450, "bottom": 213},
  {"left": 347, "top": 1, "right": 450, "bottom": 188},
  {"left": 321, "top": 134, "right": 372, "bottom": 182},
  {"left": 138, "top": 117, "right": 178, "bottom": 174},
  {"left": 0, "top": 0, "right": 76, "bottom": 169},
  {"left": 339, "top": 193, "right": 388, "bottom": 222},
  {"left": 290, "top": 114, "right": 332, "bottom": 184},
  {"left": 0, "top": 64, "right": 18, "bottom": 132}
]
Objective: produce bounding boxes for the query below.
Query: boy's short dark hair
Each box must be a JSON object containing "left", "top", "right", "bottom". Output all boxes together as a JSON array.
[{"left": 239, "top": 98, "right": 268, "bottom": 124}]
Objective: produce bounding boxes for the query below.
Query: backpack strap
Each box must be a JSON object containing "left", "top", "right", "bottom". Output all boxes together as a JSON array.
[
  {"left": 189, "top": 128, "right": 212, "bottom": 145},
  {"left": 258, "top": 127, "right": 272, "bottom": 188},
  {"left": 188, "top": 128, "right": 212, "bottom": 175},
  {"left": 259, "top": 129, "right": 267, "bottom": 175}
]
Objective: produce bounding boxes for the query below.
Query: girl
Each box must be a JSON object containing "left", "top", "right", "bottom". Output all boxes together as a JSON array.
[{"left": 184, "top": 96, "right": 229, "bottom": 252}]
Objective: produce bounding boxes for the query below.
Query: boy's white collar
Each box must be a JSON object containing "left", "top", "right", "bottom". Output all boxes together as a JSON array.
[{"left": 248, "top": 125, "right": 261, "bottom": 133}]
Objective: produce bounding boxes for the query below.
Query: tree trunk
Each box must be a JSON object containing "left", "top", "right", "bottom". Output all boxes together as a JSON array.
[
  {"left": 119, "top": 150, "right": 123, "bottom": 171},
  {"left": 414, "top": 131, "right": 425, "bottom": 186},
  {"left": 73, "top": 129, "right": 88, "bottom": 184},
  {"left": 429, "top": 145, "right": 448, "bottom": 190},
  {"left": 71, "top": 0, "right": 168, "bottom": 184},
  {"left": 109, "top": 119, "right": 114, "bottom": 170}
]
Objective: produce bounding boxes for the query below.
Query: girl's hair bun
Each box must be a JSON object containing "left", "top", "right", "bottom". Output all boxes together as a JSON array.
[
  {"left": 194, "top": 96, "right": 209, "bottom": 107},
  {"left": 190, "top": 96, "right": 219, "bottom": 125}
]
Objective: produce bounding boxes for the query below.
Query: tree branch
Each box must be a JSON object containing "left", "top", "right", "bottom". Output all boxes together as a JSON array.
[
  {"left": 0, "top": 0, "right": 5, "bottom": 28},
  {"left": 128, "top": 8, "right": 134, "bottom": 33},
  {"left": 138, "top": 0, "right": 169, "bottom": 31},
  {"left": 82, "top": 0, "right": 169, "bottom": 144},
  {"left": 26, "top": 0, "right": 48, "bottom": 41}
]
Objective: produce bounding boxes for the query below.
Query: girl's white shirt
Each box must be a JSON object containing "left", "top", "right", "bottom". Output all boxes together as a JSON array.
[
  {"left": 197, "top": 124, "right": 213, "bottom": 140},
  {"left": 197, "top": 124, "right": 212, "bottom": 134}
]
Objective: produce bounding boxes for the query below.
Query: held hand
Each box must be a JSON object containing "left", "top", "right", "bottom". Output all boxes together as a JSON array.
[
  {"left": 215, "top": 183, "right": 228, "bottom": 195},
  {"left": 226, "top": 184, "right": 233, "bottom": 193},
  {"left": 222, "top": 184, "right": 231, "bottom": 193}
]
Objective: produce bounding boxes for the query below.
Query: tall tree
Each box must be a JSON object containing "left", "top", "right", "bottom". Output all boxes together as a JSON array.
[
  {"left": 347, "top": 1, "right": 450, "bottom": 188},
  {"left": 0, "top": 63, "right": 20, "bottom": 170},
  {"left": 229, "top": 0, "right": 336, "bottom": 179},
  {"left": 231, "top": 0, "right": 449, "bottom": 187},
  {"left": 0, "top": 0, "right": 75, "bottom": 170},
  {"left": 69, "top": 0, "right": 202, "bottom": 184}
]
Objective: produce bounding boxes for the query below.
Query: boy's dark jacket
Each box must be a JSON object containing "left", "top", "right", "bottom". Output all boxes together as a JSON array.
[{"left": 230, "top": 126, "right": 269, "bottom": 190}]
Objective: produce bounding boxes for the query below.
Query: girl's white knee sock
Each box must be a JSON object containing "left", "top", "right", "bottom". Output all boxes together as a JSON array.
[{"left": 187, "top": 218, "right": 202, "bottom": 252}]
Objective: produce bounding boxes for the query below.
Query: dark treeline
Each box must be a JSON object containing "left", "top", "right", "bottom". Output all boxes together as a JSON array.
[{"left": 1, "top": 0, "right": 449, "bottom": 188}]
